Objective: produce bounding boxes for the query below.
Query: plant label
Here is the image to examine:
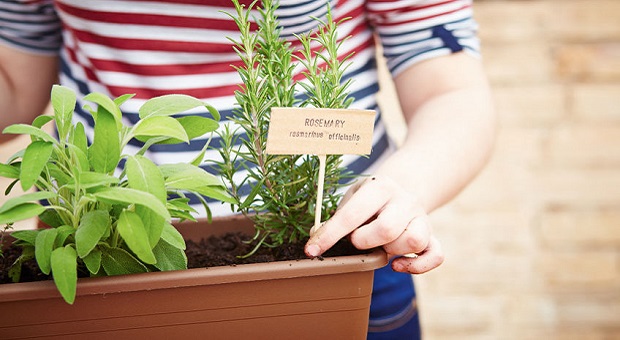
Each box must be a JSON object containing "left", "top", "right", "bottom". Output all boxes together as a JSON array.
[
  {"left": 266, "top": 107, "right": 376, "bottom": 231},
  {"left": 265, "top": 107, "right": 375, "bottom": 155}
]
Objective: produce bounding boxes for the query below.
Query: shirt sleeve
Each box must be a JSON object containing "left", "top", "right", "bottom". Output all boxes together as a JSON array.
[
  {"left": 366, "top": 0, "right": 480, "bottom": 76},
  {"left": 0, "top": 0, "right": 62, "bottom": 55}
]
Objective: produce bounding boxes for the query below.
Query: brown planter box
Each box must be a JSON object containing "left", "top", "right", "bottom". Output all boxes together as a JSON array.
[{"left": 0, "top": 215, "right": 387, "bottom": 339}]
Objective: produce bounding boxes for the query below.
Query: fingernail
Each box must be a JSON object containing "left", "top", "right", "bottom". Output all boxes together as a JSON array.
[{"left": 306, "top": 244, "right": 321, "bottom": 257}]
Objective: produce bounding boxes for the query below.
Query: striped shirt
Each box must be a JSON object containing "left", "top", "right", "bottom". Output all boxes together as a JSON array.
[{"left": 0, "top": 0, "right": 479, "bottom": 217}]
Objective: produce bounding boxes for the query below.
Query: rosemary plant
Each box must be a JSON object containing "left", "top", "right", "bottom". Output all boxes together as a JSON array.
[{"left": 217, "top": 0, "right": 355, "bottom": 255}]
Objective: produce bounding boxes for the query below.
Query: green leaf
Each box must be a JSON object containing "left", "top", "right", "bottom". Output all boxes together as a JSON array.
[
  {"left": 89, "top": 109, "right": 120, "bottom": 174},
  {"left": 163, "top": 164, "right": 224, "bottom": 188},
  {"left": 2, "top": 124, "right": 56, "bottom": 143},
  {"left": 100, "top": 246, "right": 149, "bottom": 275},
  {"left": 152, "top": 116, "right": 219, "bottom": 145},
  {"left": 35, "top": 228, "right": 59, "bottom": 275},
  {"left": 114, "top": 93, "right": 135, "bottom": 107},
  {"left": 0, "top": 191, "right": 56, "bottom": 214},
  {"left": 0, "top": 203, "right": 46, "bottom": 224},
  {"left": 131, "top": 116, "right": 189, "bottom": 143},
  {"left": 160, "top": 222, "right": 186, "bottom": 250},
  {"left": 54, "top": 225, "right": 76, "bottom": 247},
  {"left": 83, "top": 92, "right": 122, "bottom": 126},
  {"left": 136, "top": 206, "right": 165, "bottom": 248},
  {"left": 67, "top": 172, "right": 119, "bottom": 190},
  {"left": 10, "top": 229, "right": 39, "bottom": 246},
  {"left": 75, "top": 210, "right": 110, "bottom": 258},
  {"left": 152, "top": 238, "right": 187, "bottom": 271},
  {"left": 138, "top": 94, "right": 210, "bottom": 119},
  {"left": 83, "top": 248, "right": 102, "bottom": 275},
  {"left": 65, "top": 144, "right": 90, "bottom": 173},
  {"left": 205, "top": 103, "right": 220, "bottom": 121},
  {"left": 0, "top": 163, "right": 19, "bottom": 179},
  {"left": 166, "top": 198, "right": 197, "bottom": 221},
  {"left": 125, "top": 155, "right": 166, "bottom": 203},
  {"left": 31, "top": 115, "right": 54, "bottom": 130},
  {"left": 191, "top": 186, "right": 236, "bottom": 204},
  {"left": 69, "top": 122, "right": 88, "bottom": 156},
  {"left": 51, "top": 85, "right": 76, "bottom": 141},
  {"left": 4, "top": 178, "right": 18, "bottom": 195},
  {"left": 20, "top": 141, "right": 53, "bottom": 190},
  {"left": 117, "top": 210, "right": 156, "bottom": 264},
  {"left": 47, "top": 163, "right": 72, "bottom": 188},
  {"left": 93, "top": 187, "right": 171, "bottom": 220},
  {"left": 51, "top": 245, "right": 78, "bottom": 304},
  {"left": 39, "top": 209, "right": 64, "bottom": 228}
]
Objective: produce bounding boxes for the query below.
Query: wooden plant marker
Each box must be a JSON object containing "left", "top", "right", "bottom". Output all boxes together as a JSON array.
[{"left": 266, "top": 107, "right": 375, "bottom": 232}]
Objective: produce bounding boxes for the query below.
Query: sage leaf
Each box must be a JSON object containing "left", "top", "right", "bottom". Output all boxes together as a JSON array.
[
  {"left": 162, "top": 164, "right": 224, "bottom": 188},
  {"left": 51, "top": 84, "right": 76, "bottom": 141},
  {"left": 35, "top": 228, "right": 59, "bottom": 275},
  {"left": 153, "top": 116, "right": 219, "bottom": 145},
  {"left": 83, "top": 92, "right": 122, "bottom": 126},
  {"left": 131, "top": 116, "right": 189, "bottom": 143},
  {"left": 89, "top": 109, "right": 120, "bottom": 174},
  {"left": 0, "top": 203, "right": 46, "bottom": 224},
  {"left": 83, "top": 248, "right": 102, "bottom": 275},
  {"left": 205, "top": 103, "right": 220, "bottom": 121},
  {"left": 101, "top": 246, "right": 149, "bottom": 275},
  {"left": 32, "top": 115, "right": 54, "bottom": 129},
  {"left": 160, "top": 222, "right": 186, "bottom": 250},
  {"left": 125, "top": 155, "right": 166, "bottom": 203},
  {"left": 76, "top": 210, "right": 110, "bottom": 258},
  {"left": 2, "top": 124, "right": 56, "bottom": 143},
  {"left": 47, "top": 163, "right": 72, "bottom": 188},
  {"left": 68, "top": 172, "right": 119, "bottom": 191},
  {"left": 117, "top": 210, "right": 156, "bottom": 264},
  {"left": 10, "top": 229, "right": 39, "bottom": 246},
  {"left": 69, "top": 121, "right": 88, "bottom": 155},
  {"left": 65, "top": 144, "right": 89, "bottom": 173},
  {"left": 152, "top": 238, "right": 187, "bottom": 271},
  {"left": 138, "top": 94, "right": 208, "bottom": 119},
  {"left": 0, "top": 163, "right": 19, "bottom": 179},
  {"left": 20, "top": 141, "right": 53, "bottom": 190},
  {"left": 51, "top": 246, "right": 78, "bottom": 304},
  {"left": 54, "top": 225, "right": 76, "bottom": 247},
  {"left": 136, "top": 206, "right": 165, "bottom": 248},
  {"left": 93, "top": 187, "right": 171, "bottom": 220},
  {"left": 192, "top": 185, "right": 236, "bottom": 204},
  {"left": 0, "top": 191, "right": 56, "bottom": 214},
  {"left": 113, "top": 93, "right": 135, "bottom": 106}
]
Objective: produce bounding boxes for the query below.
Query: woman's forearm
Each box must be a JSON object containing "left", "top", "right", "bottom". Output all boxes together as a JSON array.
[{"left": 375, "top": 84, "right": 496, "bottom": 213}]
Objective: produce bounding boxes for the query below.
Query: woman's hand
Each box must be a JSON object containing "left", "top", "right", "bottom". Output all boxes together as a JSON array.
[{"left": 305, "top": 175, "right": 444, "bottom": 274}]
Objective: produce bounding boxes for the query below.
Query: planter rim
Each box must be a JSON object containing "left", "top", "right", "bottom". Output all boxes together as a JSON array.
[{"left": 0, "top": 215, "right": 388, "bottom": 303}]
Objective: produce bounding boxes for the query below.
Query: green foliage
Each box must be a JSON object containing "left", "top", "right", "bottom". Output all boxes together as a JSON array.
[
  {"left": 0, "top": 85, "right": 233, "bottom": 304},
  {"left": 217, "top": 0, "right": 354, "bottom": 255}
]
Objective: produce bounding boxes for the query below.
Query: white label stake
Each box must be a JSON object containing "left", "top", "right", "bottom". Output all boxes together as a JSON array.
[{"left": 314, "top": 154, "right": 327, "bottom": 231}]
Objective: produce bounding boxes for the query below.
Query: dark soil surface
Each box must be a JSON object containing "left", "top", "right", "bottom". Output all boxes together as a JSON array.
[{"left": 1, "top": 232, "right": 368, "bottom": 285}]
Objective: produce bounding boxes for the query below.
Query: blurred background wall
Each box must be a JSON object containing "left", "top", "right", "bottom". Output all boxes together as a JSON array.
[
  {"left": 394, "top": 0, "right": 619, "bottom": 338},
  {"left": 1, "top": 0, "right": 618, "bottom": 339}
]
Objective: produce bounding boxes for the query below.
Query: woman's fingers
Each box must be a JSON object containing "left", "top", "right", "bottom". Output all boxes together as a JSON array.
[
  {"left": 348, "top": 194, "right": 418, "bottom": 250},
  {"left": 306, "top": 177, "right": 392, "bottom": 257},
  {"left": 306, "top": 175, "right": 445, "bottom": 277},
  {"left": 391, "top": 236, "right": 444, "bottom": 274},
  {"left": 382, "top": 214, "right": 432, "bottom": 256}
]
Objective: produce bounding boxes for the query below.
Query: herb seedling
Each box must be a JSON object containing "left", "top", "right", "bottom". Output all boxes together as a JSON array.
[
  {"left": 0, "top": 86, "right": 233, "bottom": 304},
  {"left": 216, "top": 0, "right": 356, "bottom": 256}
]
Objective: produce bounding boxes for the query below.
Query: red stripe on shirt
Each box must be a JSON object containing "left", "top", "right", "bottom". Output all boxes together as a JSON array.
[
  {"left": 67, "top": 28, "right": 234, "bottom": 53},
  {"left": 56, "top": 2, "right": 257, "bottom": 31}
]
